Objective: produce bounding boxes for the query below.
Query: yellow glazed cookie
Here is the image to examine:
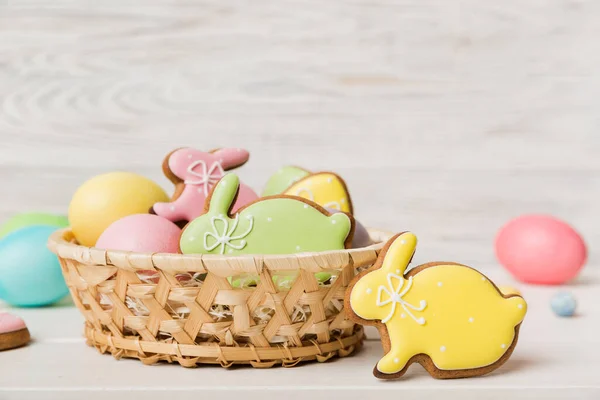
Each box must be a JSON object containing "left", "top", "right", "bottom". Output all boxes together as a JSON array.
[
  {"left": 284, "top": 172, "right": 353, "bottom": 214},
  {"left": 498, "top": 285, "right": 522, "bottom": 296},
  {"left": 346, "top": 232, "right": 527, "bottom": 379}
]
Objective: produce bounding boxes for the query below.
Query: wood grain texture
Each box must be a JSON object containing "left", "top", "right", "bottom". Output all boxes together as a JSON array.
[{"left": 0, "top": 0, "right": 597, "bottom": 268}]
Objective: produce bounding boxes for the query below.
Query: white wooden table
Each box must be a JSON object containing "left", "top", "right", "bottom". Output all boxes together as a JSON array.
[{"left": 0, "top": 269, "right": 598, "bottom": 400}]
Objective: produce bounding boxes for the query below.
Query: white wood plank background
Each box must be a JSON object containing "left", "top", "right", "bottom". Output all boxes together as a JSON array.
[{"left": 0, "top": 0, "right": 597, "bottom": 269}]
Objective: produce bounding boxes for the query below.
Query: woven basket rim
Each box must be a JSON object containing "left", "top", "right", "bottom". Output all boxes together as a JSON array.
[{"left": 49, "top": 228, "right": 392, "bottom": 277}]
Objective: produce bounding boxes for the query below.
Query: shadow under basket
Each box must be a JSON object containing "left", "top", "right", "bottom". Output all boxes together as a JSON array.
[{"left": 48, "top": 228, "right": 391, "bottom": 368}]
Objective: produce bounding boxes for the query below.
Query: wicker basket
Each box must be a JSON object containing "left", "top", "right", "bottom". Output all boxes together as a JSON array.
[{"left": 48, "top": 228, "right": 391, "bottom": 368}]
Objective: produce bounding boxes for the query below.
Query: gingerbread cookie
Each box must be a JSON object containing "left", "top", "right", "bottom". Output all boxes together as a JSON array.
[
  {"left": 262, "top": 166, "right": 310, "bottom": 197},
  {"left": 153, "top": 147, "right": 259, "bottom": 223},
  {"left": 346, "top": 232, "right": 527, "bottom": 379},
  {"left": 180, "top": 173, "right": 354, "bottom": 255},
  {"left": 284, "top": 172, "right": 353, "bottom": 214},
  {"left": 0, "top": 313, "right": 30, "bottom": 351},
  {"left": 263, "top": 167, "right": 353, "bottom": 214}
]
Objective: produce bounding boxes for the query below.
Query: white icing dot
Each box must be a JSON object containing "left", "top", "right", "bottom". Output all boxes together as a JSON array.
[
  {"left": 468, "top": 317, "right": 474, "bottom": 323},
  {"left": 327, "top": 178, "right": 333, "bottom": 183},
  {"left": 366, "top": 288, "right": 372, "bottom": 294},
  {"left": 400, "top": 313, "right": 406, "bottom": 319},
  {"left": 440, "top": 346, "right": 446, "bottom": 352},
  {"left": 393, "top": 358, "right": 399, "bottom": 364},
  {"left": 246, "top": 214, "right": 252, "bottom": 220},
  {"left": 518, "top": 304, "right": 523, "bottom": 309},
  {"left": 331, "top": 219, "right": 337, "bottom": 224},
  {"left": 437, "top": 282, "right": 443, "bottom": 287},
  {"left": 221, "top": 181, "right": 226, "bottom": 186},
  {"left": 296, "top": 245, "right": 301, "bottom": 251},
  {"left": 501, "top": 344, "right": 506, "bottom": 349},
  {"left": 187, "top": 154, "right": 193, "bottom": 159},
  {"left": 169, "top": 205, "right": 176, "bottom": 211},
  {"left": 395, "top": 269, "right": 400, "bottom": 274},
  {"left": 400, "top": 239, "right": 406, "bottom": 244},
  {"left": 189, "top": 236, "right": 195, "bottom": 241},
  {"left": 219, "top": 158, "right": 224, "bottom": 163},
  {"left": 303, "top": 204, "right": 308, "bottom": 209},
  {"left": 267, "top": 217, "right": 272, "bottom": 222},
  {"left": 481, "top": 277, "right": 486, "bottom": 281},
  {"left": 228, "top": 249, "right": 233, "bottom": 254}
]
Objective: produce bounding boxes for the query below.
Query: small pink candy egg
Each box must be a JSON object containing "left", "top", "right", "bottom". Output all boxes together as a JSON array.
[
  {"left": 495, "top": 215, "right": 587, "bottom": 285},
  {"left": 96, "top": 214, "right": 181, "bottom": 253}
]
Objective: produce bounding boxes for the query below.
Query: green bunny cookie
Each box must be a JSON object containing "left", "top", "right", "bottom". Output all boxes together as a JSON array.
[{"left": 180, "top": 174, "right": 353, "bottom": 255}]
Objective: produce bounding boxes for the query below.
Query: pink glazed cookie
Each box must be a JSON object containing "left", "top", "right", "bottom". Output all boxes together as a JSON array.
[
  {"left": 0, "top": 313, "right": 30, "bottom": 351},
  {"left": 152, "top": 147, "right": 259, "bottom": 223}
]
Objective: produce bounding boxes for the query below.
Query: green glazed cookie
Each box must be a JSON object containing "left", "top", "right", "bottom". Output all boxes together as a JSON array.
[
  {"left": 180, "top": 174, "right": 354, "bottom": 255},
  {"left": 262, "top": 166, "right": 310, "bottom": 196}
]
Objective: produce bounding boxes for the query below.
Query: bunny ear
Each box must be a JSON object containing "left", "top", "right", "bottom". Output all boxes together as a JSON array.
[
  {"left": 380, "top": 232, "right": 417, "bottom": 275},
  {"left": 206, "top": 173, "right": 241, "bottom": 216},
  {"left": 212, "top": 148, "right": 250, "bottom": 170}
]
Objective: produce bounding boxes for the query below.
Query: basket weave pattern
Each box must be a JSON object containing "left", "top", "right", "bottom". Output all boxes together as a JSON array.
[{"left": 48, "top": 229, "right": 390, "bottom": 368}]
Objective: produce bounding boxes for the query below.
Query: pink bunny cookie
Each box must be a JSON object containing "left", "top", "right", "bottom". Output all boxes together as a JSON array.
[{"left": 153, "top": 147, "right": 258, "bottom": 223}]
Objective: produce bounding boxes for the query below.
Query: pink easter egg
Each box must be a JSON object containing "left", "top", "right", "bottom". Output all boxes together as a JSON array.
[
  {"left": 96, "top": 214, "right": 182, "bottom": 253},
  {"left": 495, "top": 215, "right": 587, "bottom": 285}
]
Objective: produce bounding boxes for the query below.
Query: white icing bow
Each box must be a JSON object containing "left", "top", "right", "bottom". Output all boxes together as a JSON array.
[
  {"left": 377, "top": 274, "right": 427, "bottom": 325},
  {"left": 203, "top": 214, "right": 254, "bottom": 254},
  {"left": 184, "top": 160, "right": 225, "bottom": 196}
]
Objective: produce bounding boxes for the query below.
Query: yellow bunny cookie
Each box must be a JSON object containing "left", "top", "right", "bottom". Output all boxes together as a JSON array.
[{"left": 346, "top": 232, "right": 527, "bottom": 379}]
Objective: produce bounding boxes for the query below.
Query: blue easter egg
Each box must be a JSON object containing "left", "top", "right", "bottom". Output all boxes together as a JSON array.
[
  {"left": 550, "top": 292, "right": 577, "bottom": 317},
  {"left": 0, "top": 225, "right": 69, "bottom": 307}
]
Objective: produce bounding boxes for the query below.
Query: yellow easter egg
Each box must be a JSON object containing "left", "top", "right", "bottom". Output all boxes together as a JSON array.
[
  {"left": 68, "top": 172, "right": 169, "bottom": 246},
  {"left": 284, "top": 172, "right": 353, "bottom": 214}
]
